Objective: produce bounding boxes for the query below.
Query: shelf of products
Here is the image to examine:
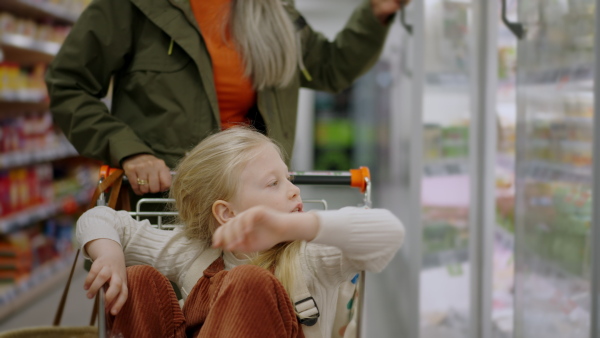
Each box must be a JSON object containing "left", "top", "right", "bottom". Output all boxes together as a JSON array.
[
  {"left": 0, "top": 101, "right": 48, "bottom": 115},
  {"left": 0, "top": 0, "right": 94, "bottom": 321},
  {"left": 0, "top": 0, "right": 84, "bottom": 25},
  {"left": 1, "top": 37, "right": 56, "bottom": 66},
  {"left": 513, "top": 3, "right": 595, "bottom": 331},
  {"left": 0, "top": 8, "right": 73, "bottom": 65},
  {"left": 0, "top": 255, "right": 77, "bottom": 320},
  {"left": 0, "top": 185, "right": 94, "bottom": 234}
]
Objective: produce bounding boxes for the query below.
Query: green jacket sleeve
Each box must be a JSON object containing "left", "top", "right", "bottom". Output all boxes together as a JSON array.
[
  {"left": 298, "top": 0, "right": 392, "bottom": 93},
  {"left": 45, "top": 0, "right": 154, "bottom": 167}
]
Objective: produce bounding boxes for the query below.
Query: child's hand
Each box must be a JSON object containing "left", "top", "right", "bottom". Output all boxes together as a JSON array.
[
  {"left": 83, "top": 239, "right": 128, "bottom": 316},
  {"left": 212, "top": 206, "right": 319, "bottom": 253}
]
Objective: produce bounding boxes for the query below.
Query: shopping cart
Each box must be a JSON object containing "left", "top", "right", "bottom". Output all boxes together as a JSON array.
[{"left": 91, "top": 165, "right": 373, "bottom": 338}]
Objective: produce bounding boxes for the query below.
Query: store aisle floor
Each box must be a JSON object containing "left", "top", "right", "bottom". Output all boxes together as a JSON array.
[{"left": 0, "top": 268, "right": 93, "bottom": 333}]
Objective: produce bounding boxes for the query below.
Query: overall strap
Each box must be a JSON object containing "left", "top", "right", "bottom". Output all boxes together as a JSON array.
[
  {"left": 181, "top": 247, "right": 222, "bottom": 298},
  {"left": 290, "top": 246, "right": 322, "bottom": 337}
]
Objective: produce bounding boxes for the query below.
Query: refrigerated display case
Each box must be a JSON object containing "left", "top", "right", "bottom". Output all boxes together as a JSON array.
[
  {"left": 511, "top": 0, "right": 596, "bottom": 337},
  {"left": 419, "top": 1, "right": 473, "bottom": 337},
  {"left": 297, "top": 0, "right": 599, "bottom": 336}
]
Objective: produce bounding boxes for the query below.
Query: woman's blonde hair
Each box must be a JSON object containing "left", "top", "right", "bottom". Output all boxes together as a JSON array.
[
  {"left": 229, "top": 0, "right": 299, "bottom": 90},
  {"left": 170, "top": 126, "right": 302, "bottom": 302}
]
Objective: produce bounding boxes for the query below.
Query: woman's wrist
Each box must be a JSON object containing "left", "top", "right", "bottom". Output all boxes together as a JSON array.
[{"left": 370, "top": 0, "right": 406, "bottom": 25}]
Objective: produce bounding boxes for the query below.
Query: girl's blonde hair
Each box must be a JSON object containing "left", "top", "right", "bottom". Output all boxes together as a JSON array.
[
  {"left": 170, "top": 127, "right": 302, "bottom": 301},
  {"left": 229, "top": 0, "right": 299, "bottom": 90}
]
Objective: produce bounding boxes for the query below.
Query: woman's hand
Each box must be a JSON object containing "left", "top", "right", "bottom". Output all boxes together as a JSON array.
[
  {"left": 212, "top": 206, "right": 319, "bottom": 253},
  {"left": 122, "top": 154, "right": 172, "bottom": 195},
  {"left": 370, "top": 0, "right": 412, "bottom": 24},
  {"left": 84, "top": 239, "right": 128, "bottom": 316}
]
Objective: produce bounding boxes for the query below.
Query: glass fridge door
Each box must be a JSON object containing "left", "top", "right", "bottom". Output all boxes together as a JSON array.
[
  {"left": 513, "top": 0, "right": 595, "bottom": 337},
  {"left": 420, "top": 0, "right": 474, "bottom": 337}
]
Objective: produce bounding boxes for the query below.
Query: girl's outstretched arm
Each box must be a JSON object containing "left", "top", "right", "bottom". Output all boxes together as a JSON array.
[
  {"left": 212, "top": 205, "right": 320, "bottom": 253},
  {"left": 310, "top": 207, "right": 404, "bottom": 273},
  {"left": 84, "top": 239, "right": 128, "bottom": 316}
]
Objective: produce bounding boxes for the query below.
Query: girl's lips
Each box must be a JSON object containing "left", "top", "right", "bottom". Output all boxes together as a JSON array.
[{"left": 292, "top": 203, "right": 303, "bottom": 213}]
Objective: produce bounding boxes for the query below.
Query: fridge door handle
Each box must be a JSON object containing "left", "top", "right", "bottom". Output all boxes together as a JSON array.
[
  {"left": 400, "top": 8, "right": 413, "bottom": 35},
  {"left": 501, "top": 0, "right": 526, "bottom": 39}
]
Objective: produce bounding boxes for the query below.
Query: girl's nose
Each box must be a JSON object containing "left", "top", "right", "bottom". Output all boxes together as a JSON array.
[{"left": 288, "top": 182, "right": 300, "bottom": 199}]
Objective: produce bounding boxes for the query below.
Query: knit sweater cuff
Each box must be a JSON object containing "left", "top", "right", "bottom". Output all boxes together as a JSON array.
[
  {"left": 311, "top": 208, "right": 356, "bottom": 248},
  {"left": 77, "top": 207, "right": 123, "bottom": 259}
]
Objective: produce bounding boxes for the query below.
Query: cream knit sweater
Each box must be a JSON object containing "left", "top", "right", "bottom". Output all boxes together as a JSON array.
[{"left": 77, "top": 206, "right": 404, "bottom": 338}]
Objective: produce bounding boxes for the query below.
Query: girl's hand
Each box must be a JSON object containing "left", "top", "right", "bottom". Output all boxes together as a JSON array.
[
  {"left": 84, "top": 239, "right": 128, "bottom": 316},
  {"left": 212, "top": 206, "right": 319, "bottom": 253},
  {"left": 122, "top": 154, "right": 172, "bottom": 195},
  {"left": 370, "top": 0, "right": 412, "bottom": 24}
]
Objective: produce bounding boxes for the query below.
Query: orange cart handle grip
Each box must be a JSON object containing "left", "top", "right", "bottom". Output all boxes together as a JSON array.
[{"left": 289, "top": 167, "right": 371, "bottom": 193}]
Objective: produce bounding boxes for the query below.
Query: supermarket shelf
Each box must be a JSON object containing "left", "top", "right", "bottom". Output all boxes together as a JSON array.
[
  {"left": 0, "top": 254, "right": 82, "bottom": 321},
  {"left": 0, "top": 0, "right": 78, "bottom": 24},
  {"left": 520, "top": 65, "right": 593, "bottom": 86},
  {"left": 0, "top": 33, "right": 59, "bottom": 66},
  {"left": 522, "top": 160, "right": 591, "bottom": 183},
  {"left": 0, "top": 143, "right": 78, "bottom": 169},
  {"left": 423, "top": 158, "right": 468, "bottom": 177},
  {"left": 422, "top": 225, "right": 514, "bottom": 270},
  {"left": 0, "top": 100, "right": 49, "bottom": 115},
  {"left": 529, "top": 139, "right": 591, "bottom": 150},
  {"left": 423, "top": 155, "right": 515, "bottom": 177},
  {"left": 0, "top": 186, "right": 93, "bottom": 234},
  {"left": 423, "top": 248, "right": 469, "bottom": 269}
]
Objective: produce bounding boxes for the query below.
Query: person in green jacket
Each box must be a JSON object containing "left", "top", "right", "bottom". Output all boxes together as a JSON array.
[{"left": 46, "top": 0, "right": 410, "bottom": 196}]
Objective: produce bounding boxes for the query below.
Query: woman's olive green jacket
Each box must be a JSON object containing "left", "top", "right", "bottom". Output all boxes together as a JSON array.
[{"left": 45, "top": 0, "right": 391, "bottom": 169}]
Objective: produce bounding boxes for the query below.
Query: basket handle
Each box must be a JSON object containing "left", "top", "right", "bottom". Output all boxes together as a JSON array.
[{"left": 53, "top": 168, "right": 125, "bottom": 329}]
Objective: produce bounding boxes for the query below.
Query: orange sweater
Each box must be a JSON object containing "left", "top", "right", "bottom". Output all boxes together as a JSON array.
[{"left": 190, "top": 0, "right": 256, "bottom": 129}]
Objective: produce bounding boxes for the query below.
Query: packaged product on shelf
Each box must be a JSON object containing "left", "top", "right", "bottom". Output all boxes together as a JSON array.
[
  {"left": 44, "top": 216, "right": 75, "bottom": 256},
  {"left": 0, "top": 12, "right": 15, "bottom": 33},
  {"left": 0, "top": 63, "right": 20, "bottom": 101},
  {"left": 441, "top": 124, "right": 469, "bottom": 158},
  {"left": 423, "top": 123, "right": 442, "bottom": 160},
  {"left": 21, "top": 112, "right": 54, "bottom": 151},
  {"left": 0, "top": 233, "right": 32, "bottom": 282},
  {"left": 0, "top": 118, "right": 21, "bottom": 153},
  {"left": 0, "top": 112, "right": 70, "bottom": 161},
  {"left": 0, "top": 10, "right": 72, "bottom": 48},
  {"left": 0, "top": 63, "right": 48, "bottom": 102},
  {"left": 0, "top": 163, "right": 53, "bottom": 218},
  {"left": 0, "top": 170, "right": 8, "bottom": 216}
]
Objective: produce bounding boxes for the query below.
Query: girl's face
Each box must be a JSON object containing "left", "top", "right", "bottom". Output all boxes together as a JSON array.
[{"left": 229, "top": 143, "right": 303, "bottom": 214}]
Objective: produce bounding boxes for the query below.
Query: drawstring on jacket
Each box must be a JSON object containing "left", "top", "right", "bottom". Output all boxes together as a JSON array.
[
  {"left": 168, "top": 38, "right": 174, "bottom": 55},
  {"left": 286, "top": 3, "right": 312, "bottom": 82},
  {"left": 296, "top": 32, "right": 312, "bottom": 82}
]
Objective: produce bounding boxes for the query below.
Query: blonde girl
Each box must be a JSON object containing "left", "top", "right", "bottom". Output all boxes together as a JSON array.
[{"left": 78, "top": 127, "right": 404, "bottom": 337}]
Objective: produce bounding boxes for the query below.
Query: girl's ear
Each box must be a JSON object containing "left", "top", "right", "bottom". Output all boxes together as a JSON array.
[{"left": 212, "top": 200, "right": 236, "bottom": 225}]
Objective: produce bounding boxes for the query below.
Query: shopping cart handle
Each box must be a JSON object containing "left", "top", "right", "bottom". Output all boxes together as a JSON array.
[
  {"left": 99, "top": 165, "right": 371, "bottom": 193},
  {"left": 98, "top": 165, "right": 176, "bottom": 184},
  {"left": 289, "top": 167, "right": 370, "bottom": 193}
]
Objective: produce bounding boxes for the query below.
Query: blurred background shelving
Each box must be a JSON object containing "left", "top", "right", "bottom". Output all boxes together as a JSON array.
[{"left": 0, "top": 0, "right": 96, "bottom": 323}]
